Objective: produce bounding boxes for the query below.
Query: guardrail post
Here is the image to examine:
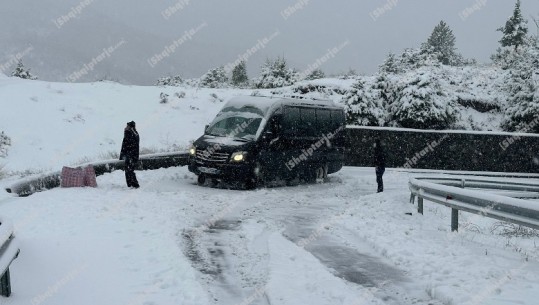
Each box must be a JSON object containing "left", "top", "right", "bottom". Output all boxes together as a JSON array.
[
  {"left": 461, "top": 179, "right": 465, "bottom": 188},
  {"left": 0, "top": 269, "right": 11, "bottom": 297},
  {"left": 418, "top": 197, "right": 424, "bottom": 215},
  {"left": 409, "top": 193, "right": 415, "bottom": 204},
  {"left": 451, "top": 209, "right": 459, "bottom": 232}
]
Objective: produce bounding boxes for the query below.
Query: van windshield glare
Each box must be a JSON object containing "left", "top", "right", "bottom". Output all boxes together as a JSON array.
[{"left": 205, "top": 115, "right": 263, "bottom": 140}]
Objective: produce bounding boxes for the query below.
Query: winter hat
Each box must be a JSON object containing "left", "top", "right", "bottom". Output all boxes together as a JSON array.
[{"left": 127, "top": 121, "right": 136, "bottom": 127}]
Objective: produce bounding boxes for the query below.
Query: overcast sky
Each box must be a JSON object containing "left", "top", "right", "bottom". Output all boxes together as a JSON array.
[{"left": 1, "top": 0, "right": 538, "bottom": 84}]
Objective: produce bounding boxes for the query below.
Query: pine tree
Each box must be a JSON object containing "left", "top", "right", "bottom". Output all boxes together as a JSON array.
[
  {"left": 200, "top": 66, "right": 228, "bottom": 88},
  {"left": 11, "top": 60, "right": 37, "bottom": 80},
  {"left": 421, "top": 21, "right": 462, "bottom": 66},
  {"left": 231, "top": 61, "right": 249, "bottom": 86},
  {"left": 254, "top": 57, "right": 299, "bottom": 89},
  {"left": 501, "top": 43, "right": 539, "bottom": 132},
  {"left": 498, "top": 0, "right": 528, "bottom": 51}
]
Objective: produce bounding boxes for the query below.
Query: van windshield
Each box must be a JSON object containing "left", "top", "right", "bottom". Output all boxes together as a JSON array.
[{"left": 205, "top": 112, "right": 263, "bottom": 141}]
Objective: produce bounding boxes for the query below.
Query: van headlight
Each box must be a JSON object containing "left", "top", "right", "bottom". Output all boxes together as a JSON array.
[
  {"left": 231, "top": 151, "right": 247, "bottom": 162},
  {"left": 189, "top": 146, "right": 196, "bottom": 156}
]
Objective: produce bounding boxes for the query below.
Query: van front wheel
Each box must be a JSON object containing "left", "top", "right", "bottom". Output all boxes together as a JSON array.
[
  {"left": 315, "top": 163, "right": 329, "bottom": 183},
  {"left": 197, "top": 174, "right": 206, "bottom": 185},
  {"left": 253, "top": 162, "right": 266, "bottom": 186}
]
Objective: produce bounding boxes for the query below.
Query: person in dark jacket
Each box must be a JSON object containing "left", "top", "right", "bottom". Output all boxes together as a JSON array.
[
  {"left": 120, "top": 121, "right": 140, "bottom": 188},
  {"left": 374, "top": 138, "right": 385, "bottom": 193}
]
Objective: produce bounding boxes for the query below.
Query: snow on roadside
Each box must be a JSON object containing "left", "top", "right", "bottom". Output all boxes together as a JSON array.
[
  {"left": 0, "top": 167, "right": 211, "bottom": 305},
  {"left": 0, "top": 166, "right": 538, "bottom": 305},
  {"left": 328, "top": 168, "right": 539, "bottom": 305}
]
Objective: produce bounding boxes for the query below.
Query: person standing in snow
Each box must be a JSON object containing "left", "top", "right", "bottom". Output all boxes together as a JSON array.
[
  {"left": 374, "top": 138, "right": 385, "bottom": 193},
  {"left": 120, "top": 121, "right": 140, "bottom": 188}
]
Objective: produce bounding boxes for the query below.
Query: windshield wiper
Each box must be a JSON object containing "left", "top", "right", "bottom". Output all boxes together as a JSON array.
[
  {"left": 234, "top": 136, "right": 253, "bottom": 142},
  {"left": 206, "top": 132, "right": 222, "bottom": 137}
]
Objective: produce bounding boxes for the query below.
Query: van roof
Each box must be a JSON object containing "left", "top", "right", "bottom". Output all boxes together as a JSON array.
[{"left": 224, "top": 95, "right": 341, "bottom": 117}]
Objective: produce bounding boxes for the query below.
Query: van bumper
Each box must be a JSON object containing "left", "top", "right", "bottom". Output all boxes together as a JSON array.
[{"left": 188, "top": 159, "right": 255, "bottom": 181}]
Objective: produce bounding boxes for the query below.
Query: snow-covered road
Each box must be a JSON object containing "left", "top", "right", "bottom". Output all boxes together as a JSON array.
[{"left": 1, "top": 167, "right": 538, "bottom": 305}]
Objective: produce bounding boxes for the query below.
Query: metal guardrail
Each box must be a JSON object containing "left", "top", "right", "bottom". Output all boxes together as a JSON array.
[
  {"left": 5, "top": 152, "right": 189, "bottom": 197},
  {"left": 0, "top": 218, "right": 20, "bottom": 297},
  {"left": 409, "top": 176, "right": 539, "bottom": 232}
]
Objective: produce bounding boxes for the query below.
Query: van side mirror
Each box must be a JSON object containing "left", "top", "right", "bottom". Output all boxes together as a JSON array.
[{"left": 204, "top": 125, "right": 209, "bottom": 133}]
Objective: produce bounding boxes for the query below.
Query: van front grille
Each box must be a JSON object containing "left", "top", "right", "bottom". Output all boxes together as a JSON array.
[{"left": 196, "top": 151, "right": 229, "bottom": 163}]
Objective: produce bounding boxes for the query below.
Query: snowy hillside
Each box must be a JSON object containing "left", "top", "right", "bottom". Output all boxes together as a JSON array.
[{"left": 0, "top": 78, "right": 256, "bottom": 174}]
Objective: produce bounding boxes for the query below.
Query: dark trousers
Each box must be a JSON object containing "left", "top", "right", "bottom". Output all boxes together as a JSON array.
[
  {"left": 124, "top": 157, "right": 139, "bottom": 188},
  {"left": 375, "top": 166, "right": 385, "bottom": 193}
]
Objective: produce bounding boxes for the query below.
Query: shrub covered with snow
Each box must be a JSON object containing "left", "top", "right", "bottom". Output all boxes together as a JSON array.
[
  {"left": 156, "top": 75, "right": 184, "bottom": 86},
  {"left": 254, "top": 57, "right": 299, "bottom": 89},
  {"left": 379, "top": 48, "right": 440, "bottom": 74},
  {"left": 304, "top": 69, "right": 325, "bottom": 80},
  {"left": 342, "top": 76, "right": 389, "bottom": 126},
  {"left": 388, "top": 71, "right": 459, "bottom": 129},
  {"left": 0, "top": 131, "right": 11, "bottom": 158}
]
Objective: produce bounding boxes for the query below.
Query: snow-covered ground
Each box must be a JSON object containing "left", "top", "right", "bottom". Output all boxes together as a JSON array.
[
  {"left": 1, "top": 77, "right": 539, "bottom": 305},
  {"left": 1, "top": 167, "right": 538, "bottom": 305}
]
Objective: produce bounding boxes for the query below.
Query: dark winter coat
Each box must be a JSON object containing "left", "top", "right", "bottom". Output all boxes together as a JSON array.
[
  {"left": 374, "top": 141, "right": 386, "bottom": 168},
  {"left": 120, "top": 127, "right": 140, "bottom": 162}
]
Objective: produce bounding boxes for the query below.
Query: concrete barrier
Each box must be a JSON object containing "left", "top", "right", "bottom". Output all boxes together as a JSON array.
[{"left": 5, "top": 152, "right": 189, "bottom": 197}]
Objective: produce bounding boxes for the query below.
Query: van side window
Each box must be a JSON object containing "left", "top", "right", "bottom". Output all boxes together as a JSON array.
[
  {"left": 268, "top": 115, "right": 282, "bottom": 134},
  {"left": 300, "top": 108, "right": 316, "bottom": 137},
  {"left": 331, "top": 110, "right": 344, "bottom": 130},
  {"left": 283, "top": 106, "right": 300, "bottom": 137},
  {"left": 316, "top": 109, "right": 331, "bottom": 134}
]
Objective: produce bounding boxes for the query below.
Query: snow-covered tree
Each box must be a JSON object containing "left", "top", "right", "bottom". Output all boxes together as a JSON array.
[
  {"left": 343, "top": 75, "right": 390, "bottom": 126},
  {"left": 305, "top": 69, "right": 325, "bottom": 80},
  {"left": 421, "top": 21, "right": 463, "bottom": 66},
  {"left": 231, "top": 61, "right": 249, "bottom": 87},
  {"left": 0, "top": 131, "right": 11, "bottom": 158},
  {"left": 497, "top": 0, "right": 528, "bottom": 51},
  {"left": 501, "top": 43, "right": 539, "bottom": 132},
  {"left": 11, "top": 60, "right": 37, "bottom": 80},
  {"left": 200, "top": 66, "right": 228, "bottom": 88},
  {"left": 254, "top": 57, "right": 299, "bottom": 89},
  {"left": 388, "top": 71, "right": 458, "bottom": 129}
]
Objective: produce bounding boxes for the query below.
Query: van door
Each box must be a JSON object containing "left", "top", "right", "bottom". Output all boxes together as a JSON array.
[
  {"left": 256, "top": 112, "right": 290, "bottom": 182},
  {"left": 280, "top": 106, "right": 305, "bottom": 179}
]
